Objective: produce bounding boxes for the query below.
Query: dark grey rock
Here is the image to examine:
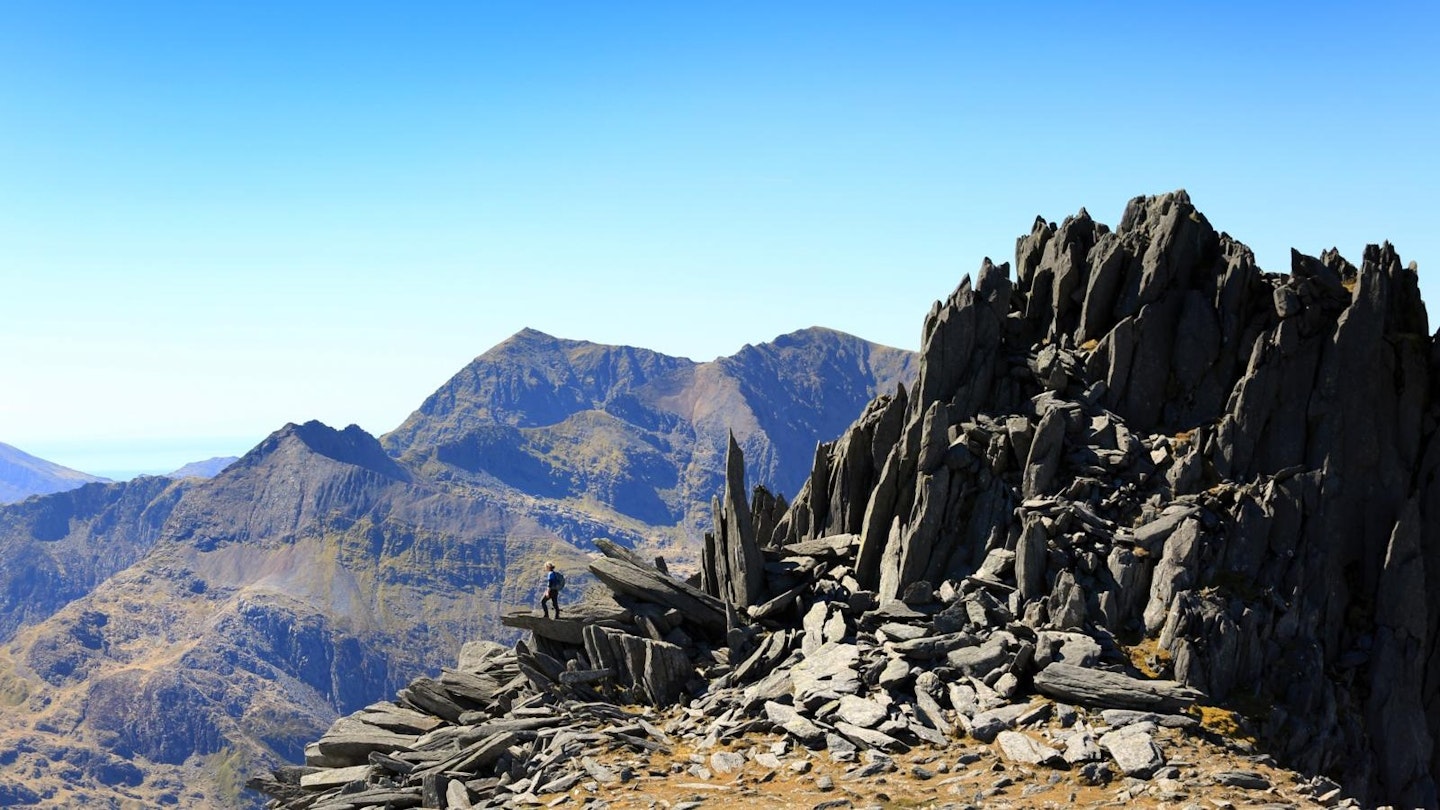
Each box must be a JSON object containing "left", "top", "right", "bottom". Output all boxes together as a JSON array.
[
  {"left": 1213, "top": 770, "right": 1271, "bottom": 790},
  {"left": 1033, "top": 663, "right": 1203, "bottom": 712}
]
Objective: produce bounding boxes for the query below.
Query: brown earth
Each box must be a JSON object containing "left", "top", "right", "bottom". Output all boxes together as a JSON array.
[{"left": 532, "top": 702, "right": 1332, "bottom": 810}]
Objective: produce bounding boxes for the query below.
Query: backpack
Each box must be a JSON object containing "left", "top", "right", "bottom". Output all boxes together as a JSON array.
[{"left": 554, "top": 571, "right": 566, "bottom": 591}]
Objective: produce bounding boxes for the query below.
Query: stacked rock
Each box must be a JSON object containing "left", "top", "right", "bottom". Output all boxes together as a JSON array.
[{"left": 256, "top": 191, "right": 1438, "bottom": 808}]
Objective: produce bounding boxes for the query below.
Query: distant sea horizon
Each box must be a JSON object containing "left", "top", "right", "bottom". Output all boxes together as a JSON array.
[{"left": 13, "top": 436, "right": 259, "bottom": 481}]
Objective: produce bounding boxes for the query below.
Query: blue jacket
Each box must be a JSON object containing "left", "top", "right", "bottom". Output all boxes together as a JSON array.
[{"left": 546, "top": 570, "right": 561, "bottom": 590}]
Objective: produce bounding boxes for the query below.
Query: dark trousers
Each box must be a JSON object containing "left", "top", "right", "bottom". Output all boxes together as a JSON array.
[{"left": 541, "top": 587, "right": 560, "bottom": 616}]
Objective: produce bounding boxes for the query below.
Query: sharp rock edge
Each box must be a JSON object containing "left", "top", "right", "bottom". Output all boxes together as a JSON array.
[{"left": 256, "top": 191, "right": 1437, "bottom": 810}]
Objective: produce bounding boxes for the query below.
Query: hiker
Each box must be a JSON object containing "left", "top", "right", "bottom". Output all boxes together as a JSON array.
[{"left": 540, "top": 562, "right": 564, "bottom": 618}]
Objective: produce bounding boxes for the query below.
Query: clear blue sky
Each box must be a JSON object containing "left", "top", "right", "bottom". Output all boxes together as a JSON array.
[{"left": 2, "top": 1, "right": 1436, "bottom": 477}]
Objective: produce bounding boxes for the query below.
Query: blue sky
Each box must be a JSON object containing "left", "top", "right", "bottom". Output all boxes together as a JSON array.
[{"left": 2, "top": 2, "right": 1437, "bottom": 477}]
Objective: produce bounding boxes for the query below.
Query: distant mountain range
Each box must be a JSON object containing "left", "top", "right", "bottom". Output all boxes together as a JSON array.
[
  {"left": 0, "top": 445, "right": 239, "bottom": 506},
  {"left": 0, "top": 442, "right": 111, "bottom": 504},
  {"left": 166, "top": 456, "right": 240, "bottom": 479},
  {"left": 0, "top": 326, "right": 913, "bottom": 807}
]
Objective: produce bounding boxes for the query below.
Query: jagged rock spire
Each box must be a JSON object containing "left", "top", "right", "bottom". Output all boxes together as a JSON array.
[{"left": 701, "top": 432, "right": 765, "bottom": 608}]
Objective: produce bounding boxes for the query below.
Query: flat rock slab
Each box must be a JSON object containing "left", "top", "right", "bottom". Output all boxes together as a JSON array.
[
  {"left": 792, "top": 642, "right": 861, "bottom": 704},
  {"left": 1100, "top": 709, "right": 1198, "bottom": 730},
  {"left": 710, "top": 751, "right": 746, "bottom": 774},
  {"left": 893, "top": 631, "right": 977, "bottom": 659},
  {"left": 752, "top": 752, "right": 783, "bottom": 770},
  {"left": 352, "top": 703, "right": 445, "bottom": 735},
  {"left": 1099, "top": 729, "right": 1164, "bottom": 778},
  {"left": 835, "top": 695, "right": 888, "bottom": 729},
  {"left": 765, "top": 701, "right": 827, "bottom": 748},
  {"left": 996, "top": 730, "right": 1065, "bottom": 767},
  {"left": 834, "top": 721, "right": 907, "bottom": 753},
  {"left": 877, "top": 622, "right": 928, "bottom": 642},
  {"left": 782, "top": 534, "right": 859, "bottom": 559},
  {"left": 1213, "top": 770, "right": 1271, "bottom": 790},
  {"left": 301, "top": 764, "right": 372, "bottom": 789},
  {"left": 1060, "top": 729, "right": 1102, "bottom": 764},
  {"left": 316, "top": 788, "right": 421, "bottom": 808},
  {"left": 966, "top": 702, "right": 1031, "bottom": 743},
  {"left": 501, "top": 612, "right": 601, "bottom": 646},
  {"left": 1033, "top": 662, "right": 1203, "bottom": 712}
]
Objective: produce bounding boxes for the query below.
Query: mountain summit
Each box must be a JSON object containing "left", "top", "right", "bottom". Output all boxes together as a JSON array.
[
  {"left": 0, "top": 326, "right": 913, "bottom": 807},
  {"left": 384, "top": 326, "right": 914, "bottom": 542}
]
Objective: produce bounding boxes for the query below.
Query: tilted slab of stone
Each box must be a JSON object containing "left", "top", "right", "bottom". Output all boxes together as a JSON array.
[
  {"left": 1099, "top": 728, "right": 1164, "bottom": 777},
  {"left": 964, "top": 702, "right": 1032, "bottom": 743},
  {"left": 764, "top": 700, "right": 827, "bottom": 747},
  {"left": 315, "top": 717, "right": 420, "bottom": 765},
  {"left": 501, "top": 612, "right": 629, "bottom": 646},
  {"left": 791, "top": 642, "right": 861, "bottom": 706},
  {"left": 300, "top": 763, "right": 372, "bottom": 789},
  {"left": 781, "top": 533, "right": 859, "bottom": 559},
  {"left": 1122, "top": 504, "right": 1199, "bottom": 550},
  {"left": 457, "top": 716, "right": 568, "bottom": 746},
  {"left": 456, "top": 640, "right": 511, "bottom": 674},
  {"left": 397, "top": 677, "right": 469, "bottom": 723},
  {"left": 424, "top": 731, "right": 517, "bottom": 776},
  {"left": 438, "top": 668, "right": 512, "bottom": 705},
  {"left": 997, "top": 730, "right": 1065, "bottom": 767},
  {"left": 589, "top": 546, "right": 726, "bottom": 632},
  {"left": 833, "top": 721, "right": 907, "bottom": 752},
  {"left": 315, "top": 788, "right": 421, "bottom": 808},
  {"left": 892, "top": 631, "right": 978, "bottom": 659},
  {"left": 1033, "top": 662, "right": 1203, "bottom": 712},
  {"left": 834, "top": 695, "right": 888, "bottom": 729},
  {"left": 351, "top": 703, "right": 444, "bottom": 735},
  {"left": 582, "top": 623, "right": 693, "bottom": 705}
]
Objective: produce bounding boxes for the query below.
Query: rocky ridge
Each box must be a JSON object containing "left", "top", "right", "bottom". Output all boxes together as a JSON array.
[
  {"left": 0, "top": 327, "right": 912, "bottom": 807},
  {"left": 258, "top": 191, "right": 1439, "bottom": 808}
]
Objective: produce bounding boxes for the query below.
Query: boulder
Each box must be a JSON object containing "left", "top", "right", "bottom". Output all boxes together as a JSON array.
[{"left": 1033, "top": 663, "right": 1202, "bottom": 712}]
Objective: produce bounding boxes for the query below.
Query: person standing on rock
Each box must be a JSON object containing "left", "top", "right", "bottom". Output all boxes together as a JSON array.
[{"left": 540, "top": 562, "right": 563, "bottom": 618}]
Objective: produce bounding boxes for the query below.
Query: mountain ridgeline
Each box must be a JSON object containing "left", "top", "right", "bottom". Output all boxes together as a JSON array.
[
  {"left": 727, "top": 191, "right": 1440, "bottom": 806},
  {"left": 275, "top": 190, "right": 1438, "bottom": 810},
  {"left": 0, "top": 327, "right": 913, "bottom": 807},
  {"left": 0, "top": 442, "right": 111, "bottom": 504},
  {"left": 383, "top": 326, "right": 915, "bottom": 537}
]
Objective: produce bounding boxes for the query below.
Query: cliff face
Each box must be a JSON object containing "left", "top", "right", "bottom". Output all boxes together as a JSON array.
[
  {"left": 0, "top": 475, "right": 184, "bottom": 640},
  {"left": 384, "top": 326, "right": 915, "bottom": 545},
  {"left": 767, "top": 191, "right": 1436, "bottom": 806}
]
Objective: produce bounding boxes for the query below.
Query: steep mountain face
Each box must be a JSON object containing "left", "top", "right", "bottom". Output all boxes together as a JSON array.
[
  {"left": 0, "top": 328, "right": 913, "bottom": 807},
  {"left": 385, "top": 326, "right": 915, "bottom": 547},
  {"left": 0, "top": 442, "right": 111, "bottom": 504},
  {"left": 0, "top": 475, "right": 185, "bottom": 641}
]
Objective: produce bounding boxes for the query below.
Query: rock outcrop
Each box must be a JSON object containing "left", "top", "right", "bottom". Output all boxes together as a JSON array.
[
  {"left": 0, "top": 327, "right": 912, "bottom": 808},
  {"left": 258, "top": 191, "right": 1437, "bottom": 809}
]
